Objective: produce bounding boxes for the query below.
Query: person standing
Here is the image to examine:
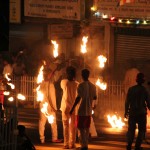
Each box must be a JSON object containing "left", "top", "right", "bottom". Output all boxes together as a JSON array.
[
  {"left": 70, "top": 69, "right": 97, "bottom": 150},
  {"left": 2, "top": 58, "right": 13, "bottom": 77},
  {"left": 60, "top": 66, "right": 79, "bottom": 149},
  {"left": 124, "top": 73, "right": 150, "bottom": 150},
  {"left": 39, "top": 69, "right": 61, "bottom": 144}
]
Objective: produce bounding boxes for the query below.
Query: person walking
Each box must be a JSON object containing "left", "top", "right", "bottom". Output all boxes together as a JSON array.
[
  {"left": 39, "top": 68, "right": 61, "bottom": 144},
  {"left": 60, "top": 66, "right": 79, "bottom": 149},
  {"left": 124, "top": 73, "right": 150, "bottom": 150},
  {"left": 70, "top": 69, "right": 97, "bottom": 150}
]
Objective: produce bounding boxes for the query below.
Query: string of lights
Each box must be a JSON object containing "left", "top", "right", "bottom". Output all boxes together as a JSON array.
[{"left": 91, "top": 7, "right": 150, "bottom": 26}]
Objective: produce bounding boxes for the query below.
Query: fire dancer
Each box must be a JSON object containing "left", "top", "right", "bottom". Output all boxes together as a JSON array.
[
  {"left": 124, "top": 73, "right": 150, "bottom": 150},
  {"left": 60, "top": 66, "right": 79, "bottom": 149},
  {"left": 70, "top": 69, "right": 97, "bottom": 150},
  {"left": 38, "top": 68, "right": 61, "bottom": 144}
]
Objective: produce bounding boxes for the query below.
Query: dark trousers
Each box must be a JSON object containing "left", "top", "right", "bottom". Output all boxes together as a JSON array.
[{"left": 127, "top": 114, "right": 146, "bottom": 148}]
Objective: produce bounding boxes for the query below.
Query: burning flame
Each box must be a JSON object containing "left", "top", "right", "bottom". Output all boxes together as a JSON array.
[
  {"left": 98, "top": 55, "right": 107, "bottom": 68},
  {"left": 36, "top": 89, "right": 44, "bottom": 102},
  {"left": 41, "top": 102, "right": 54, "bottom": 124},
  {"left": 47, "top": 115, "right": 55, "bottom": 124},
  {"left": 107, "top": 114, "right": 125, "bottom": 129},
  {"left": 3, "top": 91, "right": 10, "bottom": 96},
  {"left": 81, "top": 36, "right": 88, "bottom": 54},
  {"left": 5, "top": 74, "right": 11, "bottom": 81},
  {"left": 36, "top": 65, "right": 44, "bottom": 102},
  {"left": 17, "top": 94, "right": 26, "bottom": 101},
  {"left": 96, "top": 78, "right": 107, "bottom": 90},
  {"left": 7, "top": 83, "right": 15, "bottom": 89},
  {"left": 37, "top": 66, "right": 44, "bottom": 84},
  {"left": 51, "top": 40, "right": 58, "bottom": 58},
  {"left": 8, "top": 97, "right": 14, "bottom": 102}
]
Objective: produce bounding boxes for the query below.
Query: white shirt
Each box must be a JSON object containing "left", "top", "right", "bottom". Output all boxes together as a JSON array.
[
  {"left": 77, "top": 81, "right": 97, "bottom": 116},
  {"left": 60, "top": 79, "right": 78, "bottom": 113}
]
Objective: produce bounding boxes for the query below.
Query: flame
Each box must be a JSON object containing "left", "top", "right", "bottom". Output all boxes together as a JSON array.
[
  {"left": 92, "top": 110, "right": 94, "bottom": 115},
  {"left": 81, "top": 36, "right": 88, "bottom": 54},
  {"left": 107, "top": 114, "right": 125, "bottom": 129},
  {"left": 7, "top": 83, "right": 15, "bottom": 89},
  {"left": 98, "top": 55, "right": 107, "bottom": 68},
  {"left": 36, "top": 87, "right": 44, "bottom": 102},
  {"left": 8, "top": 97, "right": 14, "bottom": 102},
  {"left": 47, "top": 115, "right": 55, "bottom": 124},
  {"left": 41, "top": 102, "right": 54, "bottom": 124},
  {"left": 51, "top": 40, "right": 58, "bottom": 58},
  {"left": 96, "top": 78, "right": 107, "bottom": 90},
  {"left": 36, "top": 65, "right": 44, "bottom": 102},
  {"left": 5, "top": 74, "right": 11, "bottom": 81},
  {"left": 3, "top": 91, "right": 10, "bottom": 96},
  {"left": 17, "top": 94, "right": 26, "bottom": 100},
  {"left": 37, "top": 66, "right": 44, "bottom": 84}
]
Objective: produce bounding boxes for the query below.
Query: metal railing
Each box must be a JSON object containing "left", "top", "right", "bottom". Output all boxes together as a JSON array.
[
  {"left": 11, "top": 76, "right": 126, "bottom": 112},
  {"left": 0, "top": 107, "right": 18, "bottom": 150}
]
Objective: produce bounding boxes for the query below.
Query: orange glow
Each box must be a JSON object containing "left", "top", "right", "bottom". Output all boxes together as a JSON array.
[
  {"left": 5, "top": 74, "right": 11, "bottom": 81},
  {"left": 41, "top": 102, "right": 54, "bottom": 124},
  {"left": 3, "top": 91, "right": 10, "bottom": 96},
  {"left": 17, "top": 94, "right": 26, "bottom": 101},
  {"left": 37, "top": 65, "right": 44, "bottom": 84},
  {"left": 51, "top": 40, "right": 59, "bottom": 58},
  {"left": 81, "top": 36, "right": 88, "bottom": 54},
  {"left": 96, "top": 78, "right": 107, "bottom": 90},
  {"left": 8, "top": 97, "right": 14, "bottom": 102},
  {"left": 7, "top": 83, "right": 15, "bottom": 89},
  {"left": 107, "top": 114, "right": 125, "bottom": 129},
  {"left": 98, "top": 55, "right": 107, "bottom": 68}
]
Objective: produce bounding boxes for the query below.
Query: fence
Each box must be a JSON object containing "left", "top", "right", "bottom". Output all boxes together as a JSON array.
[
  {"left": 0, "top": 107, "right": 18, "bottom": 150},
  {"left": 96, "top": 80, "right": 126, "bottom": 119},
  {"left": 12, "top": 76, "right": 126, "bottom": 113}
]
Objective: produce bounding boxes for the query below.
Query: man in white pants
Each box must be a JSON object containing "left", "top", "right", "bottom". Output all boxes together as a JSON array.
[{"left": 39, "top": 69, "right": 61, "bottom": 144}]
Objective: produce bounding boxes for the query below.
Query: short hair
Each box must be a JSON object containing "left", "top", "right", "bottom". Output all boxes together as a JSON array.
[
  {"left": 66, "top": 66, "right": 76, "bottom": 81},
  {"left": 82, "top": 69, "right": 90, "bottom": 80},
  {"left": 136, "top": 72, "right": 145, "bottom": 84}
]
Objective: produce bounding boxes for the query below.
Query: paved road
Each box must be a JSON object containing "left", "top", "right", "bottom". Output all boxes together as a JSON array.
[{"left": 17, "top": 108, "right": 150, "bottom": 150}]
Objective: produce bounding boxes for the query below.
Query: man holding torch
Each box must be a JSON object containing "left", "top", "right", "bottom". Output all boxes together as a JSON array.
[{"left": 38, "top": 67, "right": 61, "bottom": 144}]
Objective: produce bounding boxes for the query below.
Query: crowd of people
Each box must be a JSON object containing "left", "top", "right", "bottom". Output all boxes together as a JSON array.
[
  {"left": 1, "top": 49, "right": 150, "bottom": 150},
  {"left": 37, "top": 63, "right": 97, "bottom": 150}
]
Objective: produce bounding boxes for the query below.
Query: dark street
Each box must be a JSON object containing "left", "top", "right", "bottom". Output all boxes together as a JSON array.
[{"left": 17, "top": 108, "right": 150, "bottom": 150}]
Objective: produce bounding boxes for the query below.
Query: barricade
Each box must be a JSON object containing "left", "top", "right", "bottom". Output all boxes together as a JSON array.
[{"left": 0, "top": 107, "right": 18, "bottom": 150}]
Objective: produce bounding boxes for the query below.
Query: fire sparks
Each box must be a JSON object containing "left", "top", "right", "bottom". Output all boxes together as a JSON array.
[
  {"left": 96, "top": 78, "right": 107, "bottom": 90},
  {"left": 41, "top": 102, "right": 54, "bottom": 124},
  {"left": 51, "top": 40, "right": 59, "bottom": 58},
  {"left": 98, "top": 55, "right": 107, "bottom": 68},
  {"left": 81, "top": 36, "right": 88, "bottom": 54},
  {"left": 107, "top": 114, "right": 125, "bottom": 129}
]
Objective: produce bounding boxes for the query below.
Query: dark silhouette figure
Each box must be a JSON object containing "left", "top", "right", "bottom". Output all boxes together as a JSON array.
[
  {"left": 124, "top": 73, "right": 150, "bottom": 150},
  {"left": 17, "top": 125, "right": 36, "bottom": 150}
]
